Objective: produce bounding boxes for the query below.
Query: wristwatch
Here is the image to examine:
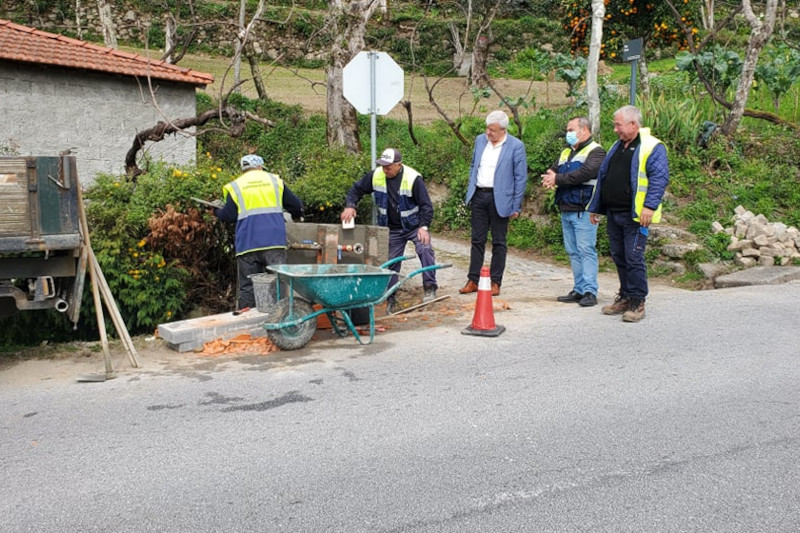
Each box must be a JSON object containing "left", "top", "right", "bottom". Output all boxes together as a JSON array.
[{"left": 420, "top": 226, "right": 428, "bottom": 231}]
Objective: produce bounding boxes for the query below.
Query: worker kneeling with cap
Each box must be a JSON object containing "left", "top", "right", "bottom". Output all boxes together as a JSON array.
[{"left": 340, "top": 148, "right": 438, "bottom": 314}]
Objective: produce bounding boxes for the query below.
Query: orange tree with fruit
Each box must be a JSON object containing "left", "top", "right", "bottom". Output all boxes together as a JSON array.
[{"left": 561, "top": 0, "right": 700, "bottom": 61}]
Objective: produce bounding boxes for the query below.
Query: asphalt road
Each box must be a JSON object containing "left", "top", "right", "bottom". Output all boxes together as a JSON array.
[{"left": 2, "top": 282, "right": 799, "bottom": 532}]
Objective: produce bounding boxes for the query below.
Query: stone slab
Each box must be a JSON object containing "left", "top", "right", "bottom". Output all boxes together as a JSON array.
[
  {"left": 714, "top": 266, "right": 800, "bottom": 289},
  {"left": 157, "top": 309, "right": 269, "bottom": 346},
  {"left": 165, "top": 325, "right": 269, "bottom": 353}
]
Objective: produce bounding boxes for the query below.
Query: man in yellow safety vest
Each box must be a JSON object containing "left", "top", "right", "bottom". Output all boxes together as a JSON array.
[
  {"left": 214, "top": 154, "right": 303, "bottom": 310},
  {"left": 588, "top": 106, "right": 670, "bottom": 323}
]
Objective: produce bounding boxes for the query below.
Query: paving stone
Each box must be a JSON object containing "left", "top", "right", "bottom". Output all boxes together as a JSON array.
[{"left": 714, "top": 266, "right": 800, "bottom": 288}]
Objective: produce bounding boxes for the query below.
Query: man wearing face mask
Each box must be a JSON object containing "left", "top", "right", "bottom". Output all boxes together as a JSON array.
[{"left": 541, "top": 116, "right": 606, "bottom": 307}]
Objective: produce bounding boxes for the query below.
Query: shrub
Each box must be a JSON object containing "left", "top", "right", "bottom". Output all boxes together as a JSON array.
[
  {"left": 84, "top": 156, "right": 238, "bottom": 332},
  {"left": 291, "top": 148, "right": 371, "bottom": 224}
]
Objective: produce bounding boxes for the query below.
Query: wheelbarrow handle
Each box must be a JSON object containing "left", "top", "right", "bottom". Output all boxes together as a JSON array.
[
  {"left": 379, "top": 262, "right": 453, "bottom": 304},
  {"left": 404, "top": 262, "right": 453, "bottom": 280},
  {"left": 379, "top": 254, "right": 416, "bottom": 269}
]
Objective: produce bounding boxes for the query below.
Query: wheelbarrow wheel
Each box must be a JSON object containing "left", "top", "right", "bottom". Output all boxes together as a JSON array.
[{"left": 266, "top": 299, "right": 316, "bottom": 351}]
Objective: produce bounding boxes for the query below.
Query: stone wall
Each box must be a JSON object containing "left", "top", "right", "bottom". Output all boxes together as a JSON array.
[
  {"left": 13, "top": 7, "right": 322, "bottom": 64},
  {"left": 0, "top": 62, "right": 198, "bottom": 184}
]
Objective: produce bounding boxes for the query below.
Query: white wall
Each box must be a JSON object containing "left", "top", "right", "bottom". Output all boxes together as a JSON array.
[{"left": 0, "top": 62, "right": 199, "bottom": 185}]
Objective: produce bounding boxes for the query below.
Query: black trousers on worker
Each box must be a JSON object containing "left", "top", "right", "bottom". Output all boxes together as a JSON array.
[{"left": 468, "top": 187, "right": 509, "bottom": 286}]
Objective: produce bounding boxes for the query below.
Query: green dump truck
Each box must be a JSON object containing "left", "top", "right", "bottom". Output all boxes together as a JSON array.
[{"left": 0, "top": 155, "right": 86, "bottom": 325}]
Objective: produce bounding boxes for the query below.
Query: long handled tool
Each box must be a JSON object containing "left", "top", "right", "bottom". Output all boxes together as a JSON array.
[
  {"left": 74, "top": 174, "right": 115, "bottom": 382},
  {"left": 73, "top": 165, "right": 140, "bottom": 381}
]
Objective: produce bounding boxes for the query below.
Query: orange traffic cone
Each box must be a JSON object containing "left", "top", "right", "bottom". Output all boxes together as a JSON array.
[{"left": 462, "top": 266, "right": 505, "bottom": 337}]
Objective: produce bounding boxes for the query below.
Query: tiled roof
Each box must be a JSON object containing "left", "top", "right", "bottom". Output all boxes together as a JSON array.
[{"left": 0, "top": 18, "right": 214, "bottom": 86}]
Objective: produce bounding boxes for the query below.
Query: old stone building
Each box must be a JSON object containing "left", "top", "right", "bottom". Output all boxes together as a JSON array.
[{"left": 0, "top": 18, "right": 213, "bottom": 184}]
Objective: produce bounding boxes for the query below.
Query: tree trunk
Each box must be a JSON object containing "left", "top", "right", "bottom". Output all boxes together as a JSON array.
[
  {"left": 701, "top": 0, "right": 715, "bottom": 30},
  {"left": 720, "top": 0, "right": 779, "bottom": 136},
  {"left": 75, "top": 0, "right": 83, "bottom": 39},
  {"left": 470, "top": 35, "right": 490, "bottom": 88},
  {"left": 639, "top": 54, "right": 650, "bottom": 99},
  {"left": 245, "top": 45, "right": 267, "bottom": 101},
  {"left": 97, "top": 0, "right": 117, "bottom": 49},
  {"left": 325, "top": 0, "right": 380, "bottom": 152},
  {"left": 586, "top": 0, "right": 605, "bottom": 139},
  {"left": 164, "top": 14, "right": 176, "bottom": 64},
  {"left": 234, "top": 0, "right": 246, "bottom": 92}
]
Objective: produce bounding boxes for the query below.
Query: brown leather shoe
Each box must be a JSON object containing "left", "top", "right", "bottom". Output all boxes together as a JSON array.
[
  {"left": 459, "top": 280, "right": 478, "bottom": 294},
  {"left": 491, "top": 282, "right": 500, "bottom": 296}
]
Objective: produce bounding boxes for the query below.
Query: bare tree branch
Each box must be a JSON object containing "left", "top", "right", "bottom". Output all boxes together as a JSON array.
[{"left": 125, "top": 106, "right": 275, "bottom": 178}]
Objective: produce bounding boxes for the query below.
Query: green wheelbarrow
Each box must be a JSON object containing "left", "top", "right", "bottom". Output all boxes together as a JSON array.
[{"left": 262, "top": 255, "right": 451, "bottom": 350}]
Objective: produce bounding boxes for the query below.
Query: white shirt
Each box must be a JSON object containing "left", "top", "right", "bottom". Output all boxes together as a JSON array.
[{"left": 476, "top": 134, "right": 506, "bottom": 188}]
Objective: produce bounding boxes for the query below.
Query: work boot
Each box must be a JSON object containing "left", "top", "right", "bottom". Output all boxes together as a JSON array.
[
  {"left": 601, "top": 293, "right": 629, "bottom": 315},
  {"left": 423, "top": 286, "right": 437, "bottom": 303},
  {"left": 557, "top": 290, "right": 583, "bottom": 303},
  {"left": 459, "top": 280, "right": 478, "bottom": 294},
  {"left": 578, "top": 293, "right": 597, "bottom": 307},
  {"left": 491, "top": 282, "right": 500, "bottom": 296},
  {"left": 622, "top": 299, "right": 646, "bottom": 322},
  {"left": 386, "top": 297, "right": 397, "bottom": 315}
]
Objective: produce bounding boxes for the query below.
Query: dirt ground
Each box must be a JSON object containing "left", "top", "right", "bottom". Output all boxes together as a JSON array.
[
  {"left": 201, "top": 64, "right": 571, "bottom": 124},
  {"left": 0, "top": 235, "right": 642, "bottom": 388}
]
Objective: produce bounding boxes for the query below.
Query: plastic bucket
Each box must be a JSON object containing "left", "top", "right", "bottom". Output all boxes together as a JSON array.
[{"left": 250, "top": 273, "right": 279, "bottom": 312}]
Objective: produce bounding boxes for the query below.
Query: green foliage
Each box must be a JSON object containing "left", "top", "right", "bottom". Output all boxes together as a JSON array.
[
  {"left": 704, "top": 231, "right": 735, "bottom": 261},
  {"left": 682, "top": 248, "right": 713, "bottom": 268},
  {"left": 675, "top": 46, "right": 743, "bottom": 99},
  {"left": 754, "top": 43, "right": 800, "bottom": 113},
  {"left": 291, "top": 148, "right": 370, "bottom": 224},
  {"left": 146, "top": 20, "right": 165, "bottom": 49},
  {"left": 638, "top": 92, "right": 709, "bottom": 153},
  {"left": 94, "top": 238, "right": 189, "bottom": 330},
  {"left": 520, "top": 109, "right": 569, "bottom": 172},
  {"left": 493, "top": 46, "right": 556, "bottom": 80},
  {"left": 506, "top": 215, "right": 563, "bottom": 252},
  {"left": 84, "top": 157, "right": 234, "bottom": 332},
  {"left": 554, "top": 54, "right": 587, "bottom": 98}
]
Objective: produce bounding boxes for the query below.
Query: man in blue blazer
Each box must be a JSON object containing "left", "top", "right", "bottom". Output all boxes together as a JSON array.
[{"left": 460, "top": 110, "right": 528, "bottom": 296}]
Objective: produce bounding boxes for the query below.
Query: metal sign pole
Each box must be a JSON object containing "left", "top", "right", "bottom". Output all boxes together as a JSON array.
[
  {"left": 370, "top": 51, "right": 378, "bottom": 224},
  {"left": 622, "top": 38, "right": 643, "bottom": 107}
]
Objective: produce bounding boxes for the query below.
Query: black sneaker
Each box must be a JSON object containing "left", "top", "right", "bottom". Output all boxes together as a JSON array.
[
  {"left": 557, "top": 290, "right": 583, "bottom": 303},
  {"left": 578, "top": 293, "right": 597, "bottom": 307}
]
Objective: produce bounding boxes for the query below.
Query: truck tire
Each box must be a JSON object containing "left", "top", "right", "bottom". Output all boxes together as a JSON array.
[{"left": 265, "top": 298, "right": 316, "bottom": 351}]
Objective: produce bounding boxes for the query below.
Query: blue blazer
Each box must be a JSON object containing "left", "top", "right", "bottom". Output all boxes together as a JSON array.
[{"left": 465, "top": 133, "right": 528, "bottom": 217}]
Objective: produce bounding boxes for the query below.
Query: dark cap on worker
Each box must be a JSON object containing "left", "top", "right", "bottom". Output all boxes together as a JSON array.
[{"left": 375, "top": 148, "right": 402, "bottom": 166}]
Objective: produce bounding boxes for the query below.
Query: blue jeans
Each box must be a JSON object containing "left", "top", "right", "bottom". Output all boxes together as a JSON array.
[
  {"left": 387, "top": 227, "right": 437, "bottom": 299},
  {"left": 606, "top": 210, "right": 648, "bottom": 300},
  {"left": 561, "top": 211, "right": 598, "bottom": 296}
]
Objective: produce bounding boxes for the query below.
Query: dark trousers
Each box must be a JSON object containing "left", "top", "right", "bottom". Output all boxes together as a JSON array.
[
  {"left": 236, "top": 248, "right": 287, "bottom": 308},
  {"left": 387, "top": 227, "right": 437, "bottom": 299},
  {"left": 606, "top": 210, "right": 648, "bottom": 301},
  {"left": 468, "top": 188, "right": 509, "bottom": 285}
]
